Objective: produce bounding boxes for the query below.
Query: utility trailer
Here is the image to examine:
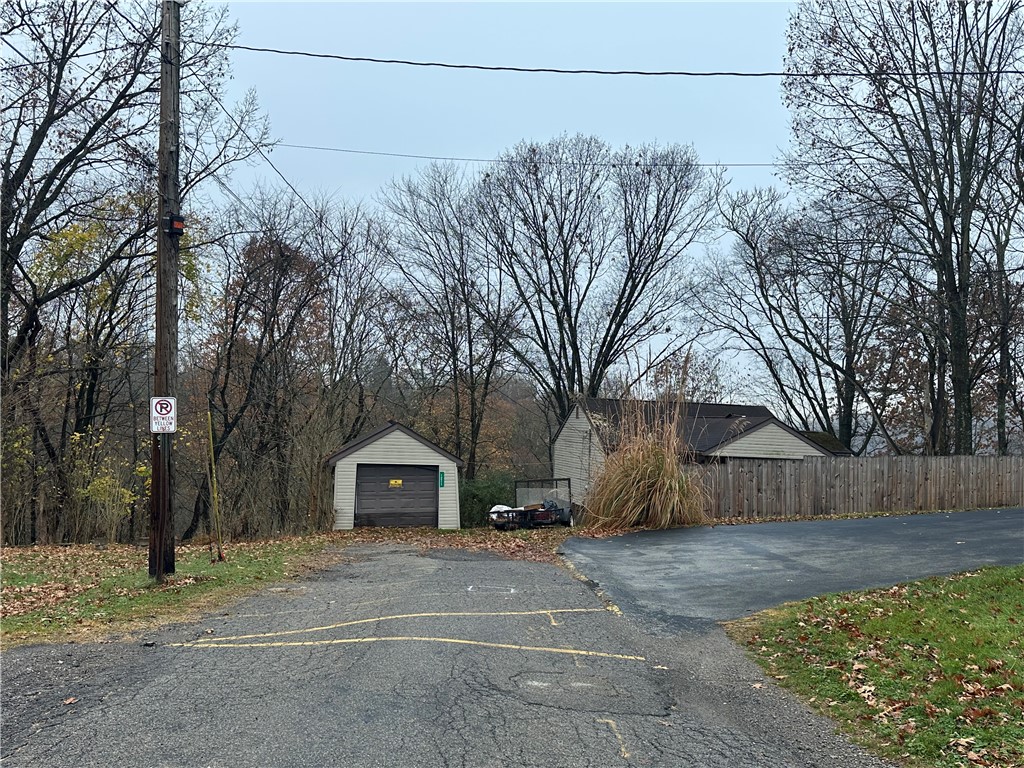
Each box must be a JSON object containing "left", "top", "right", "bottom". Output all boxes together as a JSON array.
[{"left": 489, "top": 478, "right": 574, "bottom": 530}]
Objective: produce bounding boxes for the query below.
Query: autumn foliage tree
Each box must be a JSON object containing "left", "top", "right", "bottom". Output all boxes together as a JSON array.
[
  {"left": 1, "top": 0, "right": 268, "bottom": 543},
  {"left": 782, "top": 0, "right": 1024, "bottom": 453}
]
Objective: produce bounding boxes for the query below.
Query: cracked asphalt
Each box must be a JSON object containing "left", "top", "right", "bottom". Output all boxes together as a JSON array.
[{"left": 2, "top": 544, "right": 892, "bottom": 768}]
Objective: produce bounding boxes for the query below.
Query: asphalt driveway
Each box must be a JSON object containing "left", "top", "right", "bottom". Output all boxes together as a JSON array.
[
  {"left": 2, "top": 544, "right": 892, "bottom": 768},
  {"left": 561, "top": 508, "right": 1024, "bottom": 627},
  {"left": 5, "top": 510, "right": 1019, "bottom": 767}
]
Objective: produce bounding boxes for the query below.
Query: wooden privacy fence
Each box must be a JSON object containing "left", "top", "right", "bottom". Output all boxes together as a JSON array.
[{"left": 695, "top": 456, "right": 1024, "bottom": 519}]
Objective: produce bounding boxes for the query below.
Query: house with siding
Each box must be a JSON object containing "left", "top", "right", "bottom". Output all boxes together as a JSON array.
[{"left": 552, "top": 397, "right": 839, "bottom": 502}]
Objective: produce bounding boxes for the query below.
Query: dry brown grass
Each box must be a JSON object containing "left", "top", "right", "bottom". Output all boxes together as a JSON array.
[{"left": 583, "top": 398, "right": 708, "bottom": 530}]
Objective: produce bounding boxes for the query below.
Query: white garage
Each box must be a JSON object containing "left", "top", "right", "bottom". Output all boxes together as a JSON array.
[{"left": 326, "top": 421, "right": 462, "bottom": 529}]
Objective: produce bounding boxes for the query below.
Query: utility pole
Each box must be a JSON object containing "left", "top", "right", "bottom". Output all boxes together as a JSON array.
[{"left": 150, "top": 0, "right": 182, "bottom": 581}]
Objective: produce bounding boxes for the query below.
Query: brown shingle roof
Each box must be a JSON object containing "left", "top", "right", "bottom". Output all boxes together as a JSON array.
[
  {"left": 800, "top": 431, "right": 854, "bottom": 456},
  {"left": 579, "top": 397, "right": 833, "bottom": 457}
]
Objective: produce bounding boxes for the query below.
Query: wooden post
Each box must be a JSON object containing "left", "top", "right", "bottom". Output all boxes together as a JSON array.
[
  {"left": 150, "top": 0, "right": 181, "bottom": 580},
  {"left": 207, "top": 409, "right": 224, "bottom": 561}
]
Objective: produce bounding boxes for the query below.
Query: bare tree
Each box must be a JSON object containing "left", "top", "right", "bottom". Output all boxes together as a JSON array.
[
  {"left": 383, "top": 164, "right": 518, "bottom": 479},
  {"left": 1, "top": 0, "right": 268, "bottom": 376},
  {"left": 980, "top": 105, "right": 1024, "bottom": 454},
  {"left": 604, "top": 345, "right": 750, "bottom": 404},
  {"left": 180, "top": 191, "right": 395, "bottom": 539},
  {"left": 705, "top": 188, "right": 904, "bottom": 454},
  {"left": 782, "top": 0, "right": 1024, "bottom": 453},
  {"left": 476, "top": 135, "right": 722, "bottom": 427},
  {"left": 299, "top": 201, "right": 396, "bottom": 528}
]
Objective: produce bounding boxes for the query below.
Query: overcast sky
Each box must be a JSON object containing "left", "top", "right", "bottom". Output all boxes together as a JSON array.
[{"left": 218, "top": 1, "right": 796, "bottom": 205}]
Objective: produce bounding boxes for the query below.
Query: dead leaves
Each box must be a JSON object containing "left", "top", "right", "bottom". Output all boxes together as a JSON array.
[
  {"left": 2, "top": 544, "right": 146, "bottom": 619},
  {"left": 2, "top": 581, "right": 97, "bottom": 619},
  {"left": 737, "top": 567, "right": 1024, "bottom": 768},
  {"left": 0, "top": 529, "right": 586, "bottom": 635},
  {"left": 0, "top": 540, "right": 303, "bottom": 637},
  {"left": 326, "top": 526, "right": 582, "bottom": 564},
  {"left": 947, "top": 736, "right": 1009, "bottom": 767}
]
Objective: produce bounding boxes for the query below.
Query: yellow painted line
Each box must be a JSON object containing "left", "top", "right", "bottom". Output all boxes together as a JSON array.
[
  {"left": 193, "top": 608, "right": 605, "bottom": 644},
  {"left": 172, "top": 635, "right": 646, "bottom": 661},
  {"left": 560, "top": 559, "right": 625, "bottom": 616},
  {"left": 601, "top": 596, "right": 624, "bottom": 617},
  {"left": 561, "top": 558, "right": 590, "bottom": 583},
  {"left": 597, "top": 718, "right": 630, "bottom": 759}
]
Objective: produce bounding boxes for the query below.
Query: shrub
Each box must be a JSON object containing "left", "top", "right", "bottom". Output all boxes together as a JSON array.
[
  {"left": 459, "top": 472, "right": 516, "bottom": 528},
  {"left": 584, "top": 400, "right": 708, "bottom": 530}
]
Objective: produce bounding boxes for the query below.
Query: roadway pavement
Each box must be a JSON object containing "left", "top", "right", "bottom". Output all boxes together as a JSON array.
[
  {"left": 560, "top": 508, "right": 1024, "bottom": 627},
  {"left": 1, "top": 544, "right": 893, "bottom": 768}
]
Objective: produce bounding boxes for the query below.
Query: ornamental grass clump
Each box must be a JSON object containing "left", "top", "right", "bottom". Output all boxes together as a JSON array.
[{"left": 584, "top": 400, "right": 708, "bottom": 530}]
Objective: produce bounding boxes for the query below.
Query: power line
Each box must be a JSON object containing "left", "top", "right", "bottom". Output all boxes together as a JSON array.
[
  {"left": 101, "top": 3, "right": 333, "bottom": 248},
  {"left": 276, "top": 142, "right": 782, "bottom": 168},
  {"left": 199, "top": 79, "right": 413, "bottom": 308},
  {"left": 211, "top": 175, "right": 261, "bottom": 220},
  {"left": 0, "top": 39, "right": 33, "bottom": 67},
  {"left": 14, "top": 34, "right": 1023, "bottom": 80},
  {"left": 198, "top": 82, "right": 320, "bottom": 220},
  {"left": 191, "top": 40, "right": 1024, "bottom": 78}
]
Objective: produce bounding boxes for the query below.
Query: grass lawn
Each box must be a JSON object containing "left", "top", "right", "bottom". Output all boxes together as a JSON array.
[
  {"left": 727, "top": 565, "right": 1024, "bottom": 768},
  {"left": 0, "top": 526, "right": 580, "bottom": 647},
  {"left": 0, "top": 536, "right": 337, "bottom": 647}
]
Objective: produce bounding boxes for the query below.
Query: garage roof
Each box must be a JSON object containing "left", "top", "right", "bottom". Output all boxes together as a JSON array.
[{"left": 324, "top": 421, "right": 465, "bottom": 468}]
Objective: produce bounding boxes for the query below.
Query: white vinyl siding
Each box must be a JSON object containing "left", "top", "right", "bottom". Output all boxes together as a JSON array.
[
  {"left": 552, "top": 408, "right": 606, "bottom": 504},
  {"left": 710, "top": 422, "right": 829, "bottom": 459},
  {"left": 333, "top": 430, "right": 460, "bottom": 530}
]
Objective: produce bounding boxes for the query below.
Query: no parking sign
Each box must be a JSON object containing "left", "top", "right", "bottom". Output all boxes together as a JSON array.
[{"left": 150, "top": 397, "right": 177, "bottom": 433}]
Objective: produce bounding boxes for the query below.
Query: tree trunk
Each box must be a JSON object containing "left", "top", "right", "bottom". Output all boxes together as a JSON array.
[
  {"left": 946, "top": 275, "right": 974, "bottom": 455},
  {"left": 183, "top": 476, "right": 211, "bottom": 540}
]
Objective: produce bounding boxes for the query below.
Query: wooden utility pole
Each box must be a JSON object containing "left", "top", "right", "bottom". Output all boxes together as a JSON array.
[{"left": 150, "top": 0, "right": 182, "bottom": 580}]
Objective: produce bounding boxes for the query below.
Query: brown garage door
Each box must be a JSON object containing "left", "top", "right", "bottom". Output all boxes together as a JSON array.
[{"left": 354, "top": 464, "right": 439, "bottom": 527}]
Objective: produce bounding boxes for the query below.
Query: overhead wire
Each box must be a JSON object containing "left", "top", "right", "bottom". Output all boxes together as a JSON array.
[
  {"left": 23, "top": 18, "right": 998, "bottom": 174},
  {"left": 189, "top": 40, "right": 1024, "bottom": 78},
  {"left": 14, "top": 33, "right": 1022, "bottom": 79},
  {"left": 1, "top": 39, "right": 34, "bottom": 66},
  {"left": 197, "top": 74, "right": 541, "bottom": 428},
  {"left": 196, "top": 76, "right": 413, "bottom": 307},
  {"left": 275, "top": 142, "right": 784, "bottom": 168},
  {"left": 198, "top": 82, "right": 321, "bottom": 220},
  {"left": 6, "top": 49, "right": 789, "bottom": 172}
]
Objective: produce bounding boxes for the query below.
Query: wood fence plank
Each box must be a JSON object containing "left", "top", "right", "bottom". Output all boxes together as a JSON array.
[{"left": 695, "top": 456, "right": 1021, "bottom": 519}]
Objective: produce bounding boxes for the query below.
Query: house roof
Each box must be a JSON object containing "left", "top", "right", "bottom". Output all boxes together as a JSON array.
[
  {"left": 801, "top": 431, "right": 854, "bottom": 456},
  {"left": 576, "top": 397, "right": 837, "bottom": 457},
  {"left": 324, "top": 421, "right": 465, "bottom": 468}
]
